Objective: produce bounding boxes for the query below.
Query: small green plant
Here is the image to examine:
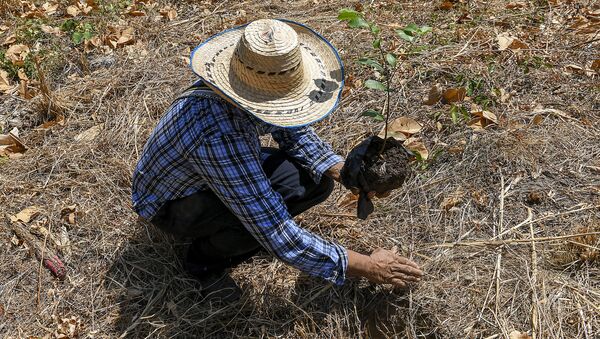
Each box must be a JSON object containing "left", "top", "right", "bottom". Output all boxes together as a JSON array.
[
  {"left": 17, "top": 18, "right": 47, "bottom": 43},
  {"left": 60, "top": 19, "right": 96, "bottom": 45},
  {"left": 338, "top": 8, "right": 431, "bottom": 153},
  {"left": 0, "top": 49, "right": 37, "bottom": 81}
]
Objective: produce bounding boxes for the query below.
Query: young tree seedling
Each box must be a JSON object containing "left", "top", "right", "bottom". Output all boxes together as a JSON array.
[{"left": 338, "top": 8, "right": 431, "bottom": 154}]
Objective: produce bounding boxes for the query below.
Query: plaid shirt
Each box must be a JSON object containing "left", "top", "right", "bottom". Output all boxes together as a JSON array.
[{"left": 132, "top": 82, "right": 347, "bottom": 285}]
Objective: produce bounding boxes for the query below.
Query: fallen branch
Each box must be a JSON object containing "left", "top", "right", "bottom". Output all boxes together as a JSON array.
[
  {"left": 425, "top": 232, "right": 600, "bottom": 249},
  {"left": 6, "top": 221, "right": 67, "bottom": 280}
]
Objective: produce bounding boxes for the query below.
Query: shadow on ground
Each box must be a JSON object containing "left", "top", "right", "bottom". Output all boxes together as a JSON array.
[{"left": 104, "top": 221, "right": 440, "bottom": 338}]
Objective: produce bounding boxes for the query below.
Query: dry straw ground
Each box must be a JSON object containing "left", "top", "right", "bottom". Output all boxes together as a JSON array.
[{"left": 1, "top": 0, "right": 599, "bottom": 338}]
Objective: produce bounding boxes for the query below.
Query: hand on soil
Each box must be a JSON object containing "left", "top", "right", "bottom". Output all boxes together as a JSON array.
[{"left": 366, "top": 248, "right": 424, "bottom": 288}]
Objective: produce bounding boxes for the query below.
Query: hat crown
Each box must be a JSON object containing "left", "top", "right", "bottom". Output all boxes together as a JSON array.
[{"left": 236, "top": 19, "right": 302, "bottom": 74}]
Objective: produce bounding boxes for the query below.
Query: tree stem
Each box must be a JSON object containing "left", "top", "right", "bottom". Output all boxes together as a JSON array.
[{"left": 377, "top": 43, "right": 392, "bottom": 155}]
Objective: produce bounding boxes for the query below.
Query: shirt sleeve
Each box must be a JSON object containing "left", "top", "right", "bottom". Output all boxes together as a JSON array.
[
  {"left": 187, "top": 132, "right": 348, "bottom": 285},
  {"left": 271, "top": 126, "right": 343, "bottom": 183}
]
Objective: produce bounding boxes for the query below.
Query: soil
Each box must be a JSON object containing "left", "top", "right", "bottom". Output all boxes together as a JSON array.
[{"left": 361, "top": 136, "right": 412, "bottom": 193}]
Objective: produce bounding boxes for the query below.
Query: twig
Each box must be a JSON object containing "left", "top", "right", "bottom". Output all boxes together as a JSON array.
[
  {"left": 530, "top": 221, "right": 539, "bottom": 339},
  {"left": 492, "top": 204, "right": 599, "bottom": 240},
  {"left": 494, "top": 175, "right": 504, "bottom": 323},
  {"left": 426, "top": 232, "right": 600, "bottom": 248},
  {"left": 6, "top": 221, "right": 67, "bottom": 281}
]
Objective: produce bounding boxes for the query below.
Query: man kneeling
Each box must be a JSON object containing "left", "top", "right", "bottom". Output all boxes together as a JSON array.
[{"left": 132, "top": 19, "right": 423, "bottom": 302}]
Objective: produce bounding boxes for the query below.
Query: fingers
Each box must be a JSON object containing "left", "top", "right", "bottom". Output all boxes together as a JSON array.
[
  {"left": 390, "top": 270, "right": 421, "bottom": 282},
  {"left": 390, "top": 278, "right": 407, "bottom": 288},
  {"left": 393, "top": 255, "right": 422, "bottom": 271}
]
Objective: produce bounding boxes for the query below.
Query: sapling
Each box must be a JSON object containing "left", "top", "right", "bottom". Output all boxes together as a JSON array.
[
  {"left": 338, "top": 8, "right": 431, "bottom": 153},
  {"left": 337, "top": 8, "right": 431, "bottom": 219}
]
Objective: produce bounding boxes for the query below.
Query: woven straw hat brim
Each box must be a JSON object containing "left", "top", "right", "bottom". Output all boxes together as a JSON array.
[{"left": 190, "top": 20, "right": 344, "bottom": 128}]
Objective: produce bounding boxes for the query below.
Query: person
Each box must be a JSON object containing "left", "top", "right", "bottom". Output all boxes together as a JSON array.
[{"left": 132, "top": 19, "right": 423, "bottom": 302}]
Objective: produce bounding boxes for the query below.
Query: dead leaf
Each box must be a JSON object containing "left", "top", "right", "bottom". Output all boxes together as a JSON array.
[
  {"left": 379, "top": 117, "right": 422, "bottom": 141},
  {"left": 2, "top": 34, "right": 16, "bottom": 46},
  {"left": 42, "top": 2, "right": 59, "bottom": 15},
  {"left": 38, "top": 114, "right": 65, "bottom": 129},
  {"left": 564, "top": 64, "right": 583, "bottom": 73},
  {"left": 127, "top": 8, "right": 146, "bottom": 16},
  {"left": 75, "top": 123, "right": 104, "bottom": 142},
  {"left": 78, "top": 1, "right": 94, "bottom": 14},
  {"left": 159, "top": 6, "right": 177, "bottom": 20},
  {"left": 61, "top": 205, "right": 78, "bottom": 225},
  {"left": 467, "top": 118, "right": 485, "bottom": 131},
  {"left": 0, "top": 129, "right": 27, "bottom": 158},
  {"left": 532, "top": 106, "right": 572, "bottom": 119},
  {"left": 472, "top": 109, "right": 498, "bottom": 123},
  {"left": 17, "top": 68, "right": 28, "bottom": 81},
  {"left": 10, "top": 234, "right": 21, "bottom": 246},
  {"left": 0, "top": 69, "right": 12, "bottom": 93},
  {"left": 442, "top": 87, "right": 466, "bottom": 103},
  {"left": 591, "top": 59, "right": 600, "bottom": 72},
  {"left": 423, "top": 83, "right": 443, "bottom": 105},
  {"left": 53, "top": 315, "right": 81, "bottom": 338},
  {"left": 506, "top": 2, "right": 526, "bottom": 9},
  {"left": 5, "top": 44, "right": 30, "bottom": 66},
  {"left": 105, "top": 26, "right": 135, "bottom": 48},
  {"left": 66, "top": 5, "right": 80, "bottom": 17},
  {"left": 439, "top": 1, "right": 453, "bottom": 10},
  {"left": 531, "top": 114, "right": 544, "bottom": 125},
  {"left": 0, "top": 25, "right": 8, "bottom": 33},
  {"left": 509, "top": 330, "right": 532, "bottom": 339},
  {"left": 117, "top": 27, "right": 135, "bottom": 45},
  {"left": 403, "top": 137, "right": 429, "bottom": 160},
  {"left": 492, "top": 88, "right": 511, "bottom": 103},
  {"left": 497, "top": 33, "right": 528, "bottom": 51},
  {"left": 440, "top": 189, "right": 464, "bottom": 210},
  {"left": 10, "top": 206, "right": 42, "bottom": 223},
  {"left": 41, "top": 24, "right": 62, "bottom": 36}
]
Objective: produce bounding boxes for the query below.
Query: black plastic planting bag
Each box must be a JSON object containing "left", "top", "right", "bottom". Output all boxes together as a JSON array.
[{"left": 340, "top": 136, "right": 413, "bottom": 220}]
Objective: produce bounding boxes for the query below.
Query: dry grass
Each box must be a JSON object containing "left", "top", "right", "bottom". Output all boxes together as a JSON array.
[{"left": 1, "top": 0, "right": 599, "bottom": 338}]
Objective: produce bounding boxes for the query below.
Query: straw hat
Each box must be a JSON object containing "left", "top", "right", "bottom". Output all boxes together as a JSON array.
[{"left": 190, "top": 19, "right": 344, "bottom": 127}]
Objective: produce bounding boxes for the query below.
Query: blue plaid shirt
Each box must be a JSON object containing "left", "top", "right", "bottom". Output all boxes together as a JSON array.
[{"left": 132, "top": 82, "right": 347, "bottom": 285}]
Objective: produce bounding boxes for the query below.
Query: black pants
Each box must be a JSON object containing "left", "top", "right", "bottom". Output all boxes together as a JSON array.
[{"left": 151, "top": 148, "right": 335, "bottom": 275}]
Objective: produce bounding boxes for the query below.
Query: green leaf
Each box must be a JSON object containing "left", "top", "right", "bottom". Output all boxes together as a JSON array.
[
  {"left": 396, "top": 29, "right": 415, "bottom": 42},
  {"left": 403, "top": 23, "right": 419, "bottom": 34},
  {"left": 60, "top": 19, "right": 78, "bottom": 33},
  {"left": 372, "top": 38, "right": 381, "bottom": 49},
  {"left": 83, "top": 30, "right": 93, "bottom": 41},
  {"left": 365, "top": 79, "right": 387, "bottom": 91},
  {"left": 338, "top": 8, "right": 360, "bottom": 21},
  {"left": 348, "top": 16, "right": 370, "bottom": 29},
  {"left": 370, "top": 24, "right": 381, "bottom": 35},
  {"left": 418, "top": 25, "right": 432, "bottom": 34},
  {"left": 72, "top": 31, "right": 83, "bottom": 44},
  {"left": 362, "top": 109, "right": 385, "bottom": 122},
  {"left": 357, "top": 58, "right": 384, "bottom": 72},
  {"left": 450, "top": 105, "right": 459, "bottom": 124},
  {"left": 385, "top": 53, "right": 397, "bottom": 68}
]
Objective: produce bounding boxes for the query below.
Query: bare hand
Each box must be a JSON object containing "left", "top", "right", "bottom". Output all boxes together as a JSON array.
[
  {"left": 365, "top": 248, "right": 423, "bottom": 287},
  {"left": 347, "top": 248, "right": 423, "bottom": 288}
]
